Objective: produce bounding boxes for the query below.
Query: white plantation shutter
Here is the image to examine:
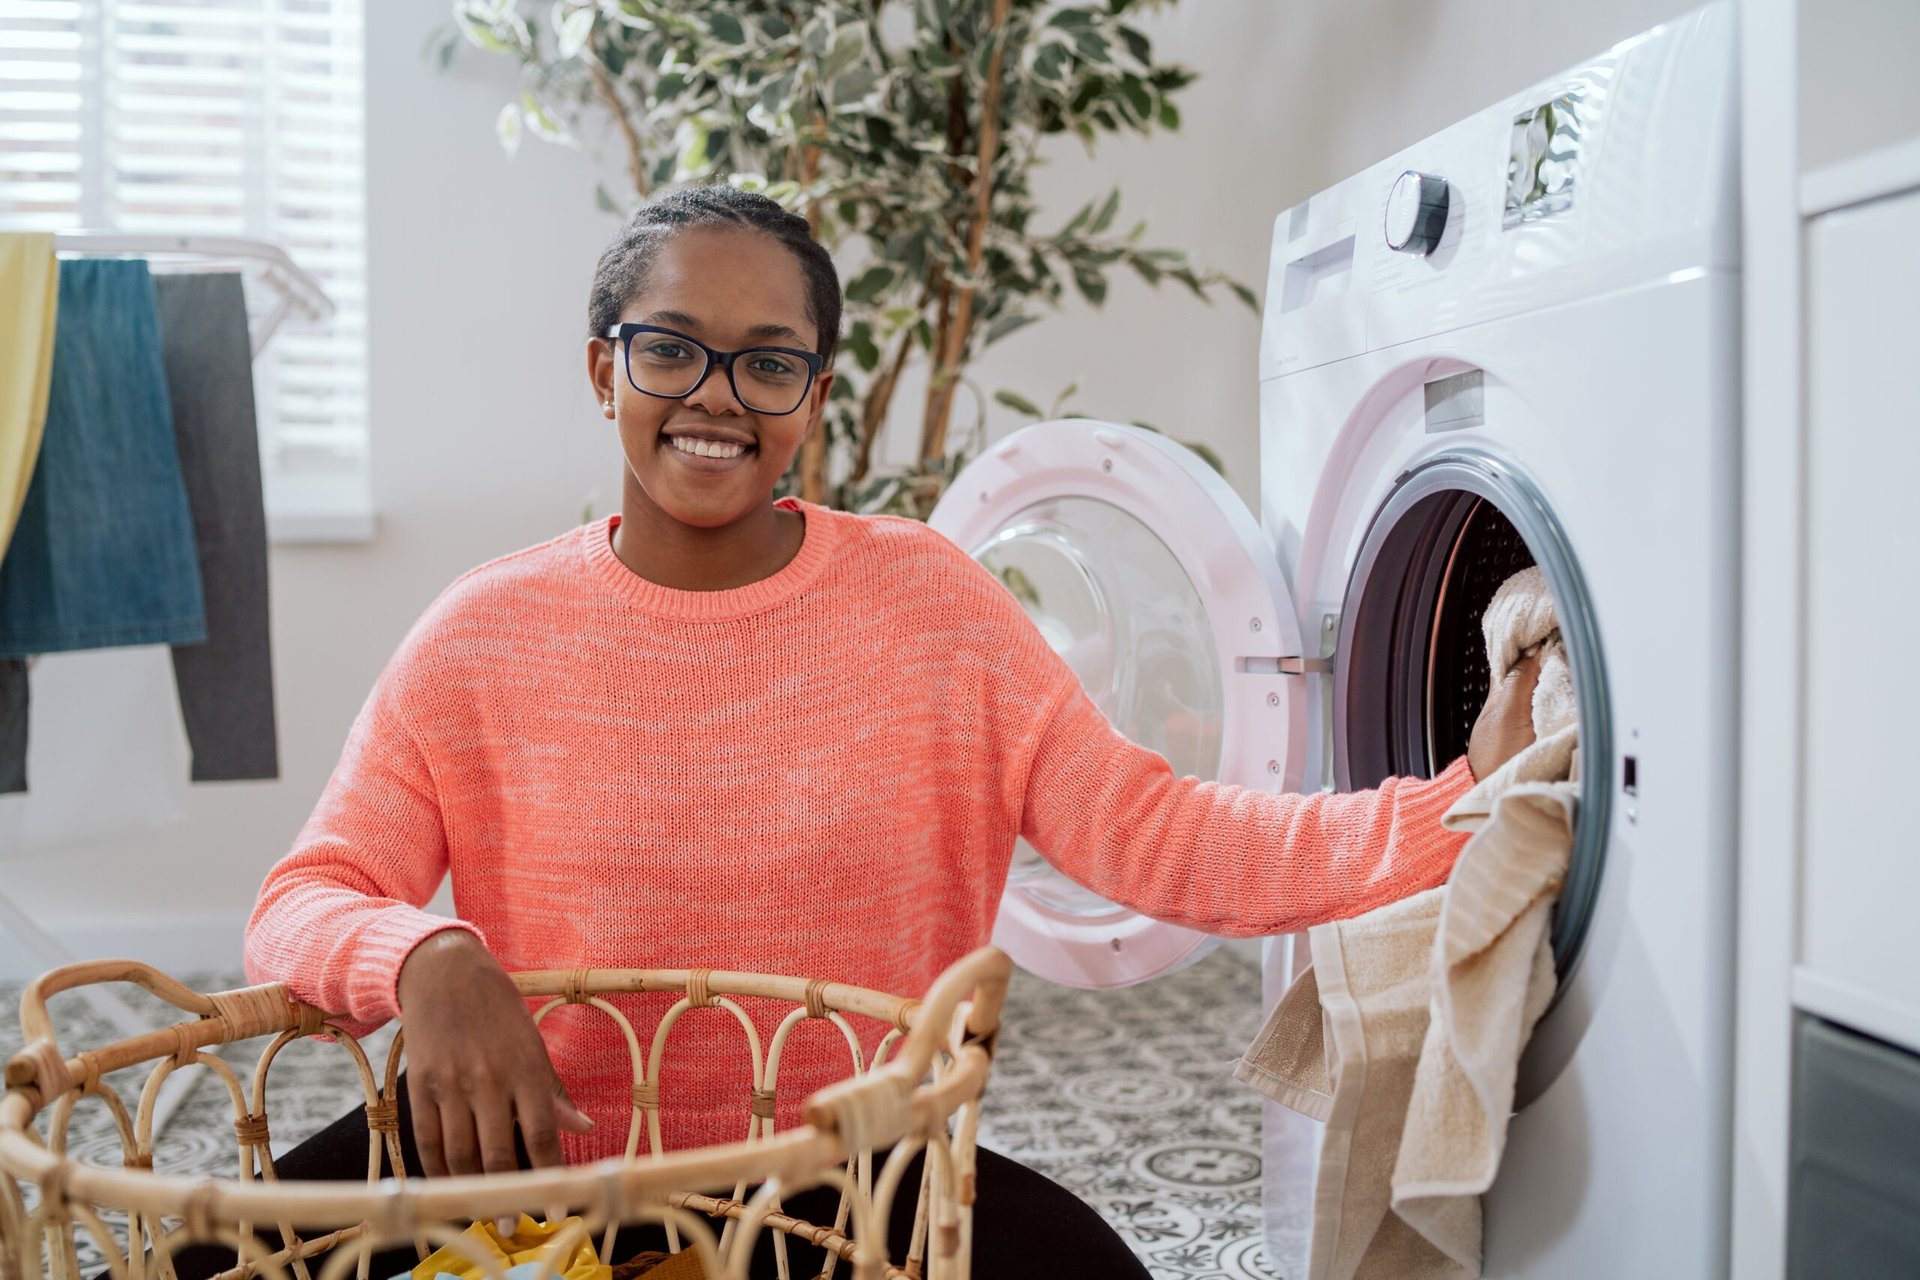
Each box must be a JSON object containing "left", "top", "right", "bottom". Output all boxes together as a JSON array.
[{"left": 0, "top": 0, "right": 371, "bottom": 538}]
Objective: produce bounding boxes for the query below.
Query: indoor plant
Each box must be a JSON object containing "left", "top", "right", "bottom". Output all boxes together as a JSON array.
[{"left": 440, "top": 0, "right": 1253, "bottom": 516}]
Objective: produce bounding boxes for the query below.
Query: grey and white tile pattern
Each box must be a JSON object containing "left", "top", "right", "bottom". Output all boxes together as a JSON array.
[{"left": 0, "top": 951, "right": 1280, "bottom": 1279}]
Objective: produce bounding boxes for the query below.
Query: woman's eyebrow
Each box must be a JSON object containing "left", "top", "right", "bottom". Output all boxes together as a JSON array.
[
  {"left": 642, "top": 309, "right": 703, "bottom": 331},
  {"left": 642, "top": 310, "right": 805, "bottom": 345}
]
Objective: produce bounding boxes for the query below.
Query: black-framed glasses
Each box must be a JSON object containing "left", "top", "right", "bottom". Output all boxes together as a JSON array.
[{"left": 603, "top": 322, "right": 825, "bottom": 416}]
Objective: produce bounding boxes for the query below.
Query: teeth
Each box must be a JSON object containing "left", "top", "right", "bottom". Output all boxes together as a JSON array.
[{"left": 671, "top": 436, "right": 745, "bottom": 459}]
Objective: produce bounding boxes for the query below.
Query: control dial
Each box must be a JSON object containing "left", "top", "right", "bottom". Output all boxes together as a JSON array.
[{"left": 1385, "top": 170, "right": 1450, "bottom": 255}]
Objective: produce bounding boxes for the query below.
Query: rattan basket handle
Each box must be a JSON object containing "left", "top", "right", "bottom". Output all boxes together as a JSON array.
[{"left": 5, "top": 961, "right": 330, "bottom": 1102}]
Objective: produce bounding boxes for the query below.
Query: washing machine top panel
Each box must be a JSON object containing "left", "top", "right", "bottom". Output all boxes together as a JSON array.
[
  {"left": 928, "top": 419, "right": 1310, "bottom": 990},
  {"left": 1258, "top": 0, "right": 1736, "bottom": 379}
]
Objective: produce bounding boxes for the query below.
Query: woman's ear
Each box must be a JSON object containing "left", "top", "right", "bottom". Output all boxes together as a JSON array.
[
  {"left": 804, "top": 367, "right": 836, "bottom": 436},
  {"left": 587, "top": 337, "right": 616, "bottom": 416}
]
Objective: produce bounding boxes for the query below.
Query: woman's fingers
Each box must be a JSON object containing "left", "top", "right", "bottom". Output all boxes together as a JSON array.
[
  {"left": 438, "top": 1097, "right": 483, "bottom": 1178},
  {"left": 515, "top": 1083, "right": 566, "bottom": 1169},
  {"left": 555, "top": 1082, "right": 595, "bottom": 1135},
  {"left": 474, "top": 1087, "right": 520, "bottom": 1176},
  {"left": 410, "top": 1080, "right": 447, "bottom": 1179}
]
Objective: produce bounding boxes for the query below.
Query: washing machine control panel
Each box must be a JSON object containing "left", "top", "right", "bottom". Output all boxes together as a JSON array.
[{"left": 1384, "top": 170, "right": 1450, "bottom": 254}]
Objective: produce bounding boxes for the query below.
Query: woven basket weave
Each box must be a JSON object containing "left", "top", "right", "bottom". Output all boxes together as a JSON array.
[{"left": 0, "top": 947, "right": 1011, "bottom": 1280}]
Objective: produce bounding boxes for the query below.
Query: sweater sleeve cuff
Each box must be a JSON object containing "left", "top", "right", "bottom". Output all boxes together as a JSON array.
[
  {"left": 1397, "top": 756, "right": 1477, "bottom": 832},
  {"left": 351, "top": 909, "right": 487, "bottom": 1024}
]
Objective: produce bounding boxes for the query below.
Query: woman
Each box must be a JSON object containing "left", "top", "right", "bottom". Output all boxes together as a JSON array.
[{"left": 238, "top": 184, "right": 1540, "bottom": 1278}]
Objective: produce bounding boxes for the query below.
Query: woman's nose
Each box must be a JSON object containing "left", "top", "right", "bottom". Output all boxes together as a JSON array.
[{"left": 682, "top": 358, "right": 746, "bottom": 415}]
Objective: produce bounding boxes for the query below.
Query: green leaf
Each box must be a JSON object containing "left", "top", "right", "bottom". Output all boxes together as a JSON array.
[
  {"left": 709, "top": 12, "right": 746, "bottom": 46},
  {"left": 494, "top": 101, "right": 522, "bottom": 156},
  {"left": 993, "top": 389, "right": 1044, "bottom": 416},
  {"left": 1089, "top": 187, "right": 1120, "bottom": 234},
  {"left": 1228, "top": 279, "right": 1261, "bottom": 312},
  {"left": 848, "top": 320, "right": 881, "bottom": 372},
  {"left": 521, "top": 91, "right": 567, "bottom": 143},
  {"left": 845, "top": 264, "right": 895, "bottom": 304},
  {"left": 672, "top": 118, "right": 709, "bottom": 179},
  {"left": 824, "top": 24, "right": 870, "bottom": 79},
  {"left": 985, "top": 311, "right": 1038, "bottom": 344},
  {"left": 1072, "top": 268, "right": 1107, "bottom": 305},
  {"left": 1157, "top": 97, "right": 1181, "bottom": 129},
  {"left": 831, "top": 65, "right": 879, "bottom": 108},
  {"left": 593, "top": 183, "right": 619, "bottom": 214},
  {"left": 1030, "top": 42, "right": 1069, "bottom": 87},
  {"left": 1181, "top": 439, "right": 1227, "bottom": 476},
  {"left": 759, "top": 68, "right": 797, "bottom": 113},
  {"left": 554, "top": 5, "right": 594, "bottom": 59}
]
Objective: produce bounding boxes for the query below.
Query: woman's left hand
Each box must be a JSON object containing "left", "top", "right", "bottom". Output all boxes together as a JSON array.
[{"left": 1468, "top": 650, "right": 1543, "bottom": 781}]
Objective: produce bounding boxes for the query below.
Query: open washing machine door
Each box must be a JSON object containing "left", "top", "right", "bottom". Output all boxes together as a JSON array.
[{"left": 927, "top": 418, "right": 1311, "bottom": 989}]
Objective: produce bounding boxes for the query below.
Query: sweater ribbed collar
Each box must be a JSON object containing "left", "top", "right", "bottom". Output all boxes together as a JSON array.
[{"left": 581, "top": 497, "right": 839, "bottom": 621}]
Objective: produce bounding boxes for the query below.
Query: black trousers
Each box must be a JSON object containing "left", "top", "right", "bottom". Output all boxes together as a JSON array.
[{"left": 157, "top": 1080, "right": 1149, "bottom": 1279}]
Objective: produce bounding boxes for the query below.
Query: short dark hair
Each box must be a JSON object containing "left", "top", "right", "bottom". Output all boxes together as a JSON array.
[{"left": 586, "top": 183, "right": 842, "bottom": 364}]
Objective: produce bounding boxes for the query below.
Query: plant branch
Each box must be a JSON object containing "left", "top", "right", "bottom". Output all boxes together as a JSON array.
[
  {"left": 587, "top": 58, "right": 648, "bottom": 198},
  {"left": 920, "top": 0, "right": 1013, "bottom": 465},
  {"left": 795, "top": 117, "right": 829, "bottom": 502},
  {"left": 850, "top": 312, "right": 920, "bottom": 485}
]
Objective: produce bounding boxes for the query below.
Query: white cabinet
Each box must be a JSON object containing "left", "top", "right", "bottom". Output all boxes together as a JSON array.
[{"left": 1797, "top": 186, "right": 1920, "bottom": 1055}]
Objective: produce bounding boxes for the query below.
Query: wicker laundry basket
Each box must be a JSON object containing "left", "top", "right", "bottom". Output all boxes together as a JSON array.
[{"left": 0, "top": 947, "right": 1011, "bottom": 1280}]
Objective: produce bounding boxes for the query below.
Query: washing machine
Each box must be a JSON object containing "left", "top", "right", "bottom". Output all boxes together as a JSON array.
[{"left": 927, "top": 3, "right": 1737, "bottom": 1275}]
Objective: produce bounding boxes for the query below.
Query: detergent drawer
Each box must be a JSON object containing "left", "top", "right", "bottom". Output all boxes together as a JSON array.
[{"left": 1788, "top": 1015, "right": 1920, "bottom": 1278}]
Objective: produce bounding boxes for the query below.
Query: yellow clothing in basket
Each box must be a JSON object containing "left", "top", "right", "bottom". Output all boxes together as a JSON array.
[
  {"left": 0, "top": 233, "right": 58, "bottom": 558},
  {"left": 407, "top": 1215, "right": 608, "bottom": 1280}
]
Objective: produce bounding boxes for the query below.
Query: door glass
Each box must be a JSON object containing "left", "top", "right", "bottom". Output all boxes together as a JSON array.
[{"left": 975, "top": 497, "right": 1225, "bottom": 919}]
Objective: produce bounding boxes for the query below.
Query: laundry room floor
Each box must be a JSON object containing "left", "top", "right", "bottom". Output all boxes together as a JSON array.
[{"left": 0, "top": 948, "right": 1279, "bottom": 1279}]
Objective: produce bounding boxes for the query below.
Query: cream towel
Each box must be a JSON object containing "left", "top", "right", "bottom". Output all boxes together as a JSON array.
[{"left": 1234, "top": 567, "right": 1580, "bottom": 1280}]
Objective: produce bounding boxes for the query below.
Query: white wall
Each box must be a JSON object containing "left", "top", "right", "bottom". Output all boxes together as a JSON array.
[{"left": 0, "top": 0, "right": 1690, "bottom": 979}]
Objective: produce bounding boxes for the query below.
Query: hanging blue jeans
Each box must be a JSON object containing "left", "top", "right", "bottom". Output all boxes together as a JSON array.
[{"left": 0, "top": 258, "right": 206, "bottom": 657}]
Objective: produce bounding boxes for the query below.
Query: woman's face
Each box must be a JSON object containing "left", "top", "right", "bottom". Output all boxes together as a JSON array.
[{"left": 589, "top": 225, "right": 834, "bottom": 529}]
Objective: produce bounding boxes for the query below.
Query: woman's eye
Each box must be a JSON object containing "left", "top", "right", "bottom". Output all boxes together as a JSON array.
[
  {"left": 748, "top": 355, "right": 800, "bottom": 378},
  {"left": 643, "top": 341, "right": 691, "bottom": 360}
]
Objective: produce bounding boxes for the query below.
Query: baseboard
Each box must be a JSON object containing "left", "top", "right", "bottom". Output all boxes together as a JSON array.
[{"left": 0, "top": 913, "right": 249, "bottom": 984}]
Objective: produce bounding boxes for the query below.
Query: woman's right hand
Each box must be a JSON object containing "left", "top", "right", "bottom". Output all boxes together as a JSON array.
[{"left": 395, "top": 930, "right": 594, "bottom": 1175}]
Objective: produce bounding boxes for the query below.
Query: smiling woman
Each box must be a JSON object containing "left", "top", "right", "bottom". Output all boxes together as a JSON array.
[
  {"left": 584, "top": 190, "right": 840, "bottom": 581},
  {"left": 232, "top": 180, "right": 1544, "bottom": 1280}
]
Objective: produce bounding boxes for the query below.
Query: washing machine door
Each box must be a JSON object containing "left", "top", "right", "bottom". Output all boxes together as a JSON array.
[{"left": 927, "top": 419, "right": 1310, "bottom": 989}]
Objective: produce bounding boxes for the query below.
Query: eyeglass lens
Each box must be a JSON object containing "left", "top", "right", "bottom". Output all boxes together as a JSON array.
[{"left": 625, "top": 332, "right": 812, "bottom": 414}]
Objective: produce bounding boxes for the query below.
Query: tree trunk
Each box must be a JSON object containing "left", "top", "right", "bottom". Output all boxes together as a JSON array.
[
  {"left": 796, "top": 125, "right": 830, "bottom": 503},
  {"left": 850, "top": 320, "right": 919, "bottom": 485},
  {"left": 919, "top": 0, "right": 1014, "bottom": 467}
]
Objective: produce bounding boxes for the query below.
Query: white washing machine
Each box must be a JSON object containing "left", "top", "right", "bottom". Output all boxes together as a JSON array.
[{"left": 928, "top": 3, "right": 1738, "bottom": 1276}]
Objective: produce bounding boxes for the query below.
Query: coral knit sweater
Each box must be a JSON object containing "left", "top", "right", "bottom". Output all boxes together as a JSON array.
[{"left": 245, "top": 497, "right": 1473, "bottom": 1161}]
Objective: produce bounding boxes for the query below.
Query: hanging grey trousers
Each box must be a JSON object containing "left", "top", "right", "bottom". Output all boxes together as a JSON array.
[
  {"left": 153, "top": 272, "right": 279, "bottom": 783},
  {"left": 0, "top": 659, "right": 22, "bottom": 793}
]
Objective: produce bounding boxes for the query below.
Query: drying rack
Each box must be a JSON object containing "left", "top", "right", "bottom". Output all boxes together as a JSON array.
[
  {"left": 50, "top": 231, "right": 335, "bottom": 358},
  {"left": 7, "top": 231, "right": 335, "bottom": 1141}
]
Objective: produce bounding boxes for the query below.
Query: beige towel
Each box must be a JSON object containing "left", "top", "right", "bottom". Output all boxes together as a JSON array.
[{"left": 1234, "top": 567, "right": 1580, "bottom": 1280}]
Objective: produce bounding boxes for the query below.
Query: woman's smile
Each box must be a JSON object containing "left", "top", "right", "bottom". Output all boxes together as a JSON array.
[{"left": 661, "top": 429, "right": 757, "bottom": 472}]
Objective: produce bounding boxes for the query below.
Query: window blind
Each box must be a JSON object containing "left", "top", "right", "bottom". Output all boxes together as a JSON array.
[{"left": 0, "top": 0, "right": 370, "bottom": 533}]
